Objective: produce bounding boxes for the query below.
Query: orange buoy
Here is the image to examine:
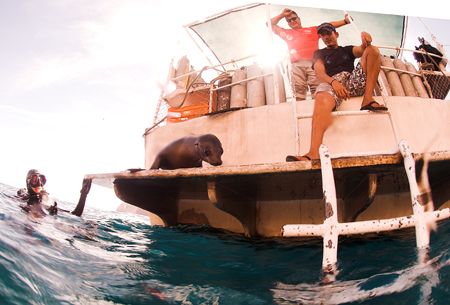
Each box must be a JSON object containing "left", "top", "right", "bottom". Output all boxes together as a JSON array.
[{"left": 166, "top": 103, "right": 209, "bottom": 123}]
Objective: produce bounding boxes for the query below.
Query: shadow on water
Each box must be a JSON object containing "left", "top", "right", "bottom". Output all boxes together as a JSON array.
[{"left": 1, "top": 182, "right": 450, "bottom": 304}]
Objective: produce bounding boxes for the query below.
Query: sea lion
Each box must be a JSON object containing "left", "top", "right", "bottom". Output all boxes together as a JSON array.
[{"left": 151, "top": 134, "right": 223, "bottom": 169}]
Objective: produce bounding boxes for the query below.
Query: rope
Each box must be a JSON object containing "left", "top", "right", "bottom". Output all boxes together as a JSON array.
[
  {"left": 378, "top": 45, "right": 447, "bottom": 61},
  {"left": 419, "top": 70, "right": 434, "bottom": 98},
  {"left": 417, "top": 18, "right": 444, "bottom": 54},
  {"left": 171, "top": 66, "right": 209, "bottom": 109}
]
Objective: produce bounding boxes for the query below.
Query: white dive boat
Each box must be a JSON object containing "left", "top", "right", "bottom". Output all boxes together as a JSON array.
[{"left": 76, "top": 3, "right": 450, "bottom": 275}]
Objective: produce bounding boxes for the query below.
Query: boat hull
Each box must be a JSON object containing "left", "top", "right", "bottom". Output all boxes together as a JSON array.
[
  {"left": 125, "top": 96, "right": 450, "bottom": 237},
  {"left": 112, "top": 155, "right": 450, "bottom": 237}
]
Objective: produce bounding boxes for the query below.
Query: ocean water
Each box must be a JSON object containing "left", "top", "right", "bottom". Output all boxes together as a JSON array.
[{"left": 1, "top": 182, "right": 449, "bottom": 305}]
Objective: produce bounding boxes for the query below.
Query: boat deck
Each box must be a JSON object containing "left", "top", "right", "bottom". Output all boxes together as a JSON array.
[{"left": 87, "top": 150, "right": 449, "bottom": 182}]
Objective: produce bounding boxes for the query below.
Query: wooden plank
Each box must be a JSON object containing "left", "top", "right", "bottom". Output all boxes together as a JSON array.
[{"left": 86, "top": 151, "right": 450, "bottom": 182}]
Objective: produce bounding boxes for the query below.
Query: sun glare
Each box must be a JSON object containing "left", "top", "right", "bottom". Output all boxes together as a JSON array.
[{"left": 255, "top": 38, "right": 289, "bottom": 69}]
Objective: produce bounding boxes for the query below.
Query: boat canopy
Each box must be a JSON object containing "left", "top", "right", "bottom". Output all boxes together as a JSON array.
[{"left": 187, "top": 3, "right": 406, "bottom": 70}]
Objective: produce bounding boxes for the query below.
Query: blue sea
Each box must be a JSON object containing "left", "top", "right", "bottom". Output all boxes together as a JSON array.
[{"left": 1, "top": 182, "right": 449, "bottom": 305}]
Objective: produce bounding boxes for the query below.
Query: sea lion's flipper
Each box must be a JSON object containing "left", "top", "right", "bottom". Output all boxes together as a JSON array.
[
  {"left": 150, "top": 156, "right": 162, "bottom": 169},
  {"left": 72, "top": 178, "right": 92, "bottom": 217}
]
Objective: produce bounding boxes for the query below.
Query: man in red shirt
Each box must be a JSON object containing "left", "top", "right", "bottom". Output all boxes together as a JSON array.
[{"left": 271, "top": 8, "right": 350, "bottom": 100}]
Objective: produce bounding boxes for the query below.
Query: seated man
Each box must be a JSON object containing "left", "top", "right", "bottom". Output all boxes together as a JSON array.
[
  {"left": 287, "top": 22, "right": 388, "bottom": 161},
  {"left": 17, "top": 169, "right": 58, "bottom": 216}
]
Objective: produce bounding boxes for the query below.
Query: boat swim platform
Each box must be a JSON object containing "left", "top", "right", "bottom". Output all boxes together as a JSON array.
[{"left": 83, "top": 150, "right": 450, "bottom": 239}]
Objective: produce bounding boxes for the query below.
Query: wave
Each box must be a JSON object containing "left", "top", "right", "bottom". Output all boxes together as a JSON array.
[{"left": 1, "top": 182, "right": 450, "bottom": 304}]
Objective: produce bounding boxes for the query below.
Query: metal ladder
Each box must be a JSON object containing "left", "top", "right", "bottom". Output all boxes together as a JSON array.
[{"left": 282, "top": 140, "right": 450, "bottom": 280}]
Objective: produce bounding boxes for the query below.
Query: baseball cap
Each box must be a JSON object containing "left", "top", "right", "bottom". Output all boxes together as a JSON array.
[{"left": 317, "top": 23, "right": 336, "bottom": 34}]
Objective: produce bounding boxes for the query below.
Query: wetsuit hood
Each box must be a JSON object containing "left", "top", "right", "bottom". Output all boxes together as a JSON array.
[{"left": 26, "top": 169, "right": 46, "bottom": 195}]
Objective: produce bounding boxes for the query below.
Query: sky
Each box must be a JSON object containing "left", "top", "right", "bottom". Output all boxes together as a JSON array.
[{"left": 0, "top": 0, "right": 449, "bottom": 211}]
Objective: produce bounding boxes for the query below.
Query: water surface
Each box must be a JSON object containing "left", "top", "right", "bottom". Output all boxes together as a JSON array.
[{"left": 1, "top": 183, "right": 449, "bottom": 304}]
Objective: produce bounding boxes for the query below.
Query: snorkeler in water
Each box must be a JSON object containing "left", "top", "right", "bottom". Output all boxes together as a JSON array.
[{"left": 17, "top": 169, "right": 58, "bottom": 216}]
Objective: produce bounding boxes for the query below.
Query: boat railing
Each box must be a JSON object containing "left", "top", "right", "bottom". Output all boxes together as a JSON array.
[
  {"left": 376, "top": 45, "right": 450, "bottom": 100},
  {"left": 379, "top": 45, "right": 448, "bottom": 65},
  {"left": 144, "top": 51, "right": 291, "bottom": 132},
  {"left": 177, "top": 46, "right": 448, "bottom": 103},
  {"left": 145, "top": 41, "right": 449, "bottom": 138},
  {"left": 170, "top": 54, "right": 257, "bottom": 83}
]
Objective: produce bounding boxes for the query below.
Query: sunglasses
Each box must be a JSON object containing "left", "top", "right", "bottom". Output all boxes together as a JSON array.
[
  {"left": 28, "top": 174, "right": 47, "bottom": 188},
  {"left": 286, "top": 17, "right": 298, "bottom": 23}
]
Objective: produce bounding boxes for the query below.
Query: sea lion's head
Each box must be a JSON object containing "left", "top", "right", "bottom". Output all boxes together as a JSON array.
[{"left": 196, "top": 134, "right": 223, "bottom": 166}]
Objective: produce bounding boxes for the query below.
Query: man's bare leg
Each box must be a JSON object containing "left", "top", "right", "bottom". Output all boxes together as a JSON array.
[
  {"left": 304, "top": 92, "right": 336, "bottom": 160},
  {"left": 360, "top": 45, "right": 383, "bottom": 108}
]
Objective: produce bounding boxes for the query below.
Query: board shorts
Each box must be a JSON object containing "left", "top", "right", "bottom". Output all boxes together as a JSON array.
[{"left": 315, "top": 62, "right": 366, "bottom": 109}]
